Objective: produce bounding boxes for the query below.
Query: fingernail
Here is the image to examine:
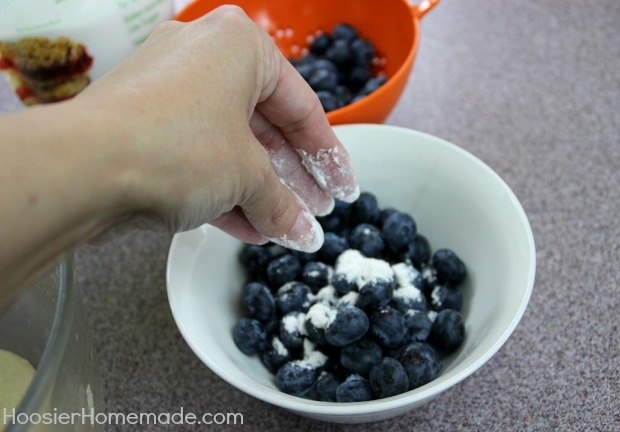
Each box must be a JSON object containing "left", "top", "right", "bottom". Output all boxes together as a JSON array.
[
  {"left": 315, "top": 197, "right": 336, "bottom": 217},
  {"left": 265, "top": 209, "right": 324, "bottom": 253},
  {"left": 340, "top": 184, "right": 360, "bottom": 203}
]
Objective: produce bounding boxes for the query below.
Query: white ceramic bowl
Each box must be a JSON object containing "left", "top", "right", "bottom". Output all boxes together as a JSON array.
[{"left": 166, "top": 124, "right": 536, "bottom": 423}]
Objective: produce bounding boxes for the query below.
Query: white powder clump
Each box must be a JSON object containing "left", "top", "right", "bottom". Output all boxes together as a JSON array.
[
  {"left": 306, "top": 302, "right": 337, "bottom": 330},
  {"left": 282, "top": 312, "right": 307, "bottom": 336},
  {"left": 338, "top": 291, "right": 359, "bottom": 307},
  {"left": 335, "top": 250, "right": 394, "bottom": 287},
  {"left": 299, "top": 339, "right": 328, "bottom": 368},
  {"left": 392, "top": 263, "right": 420, "bottom": 287},
  {"left": 308, "top": 285, "right": 338, "bottom": 305},
  {"left": 427, "top": 310, "right": 438, "bottom": 323},
  {"left": 393, "top": 284, "right": 423, "bottom": 303},
  {"left": 430, "top": 286, "right": 442, "bottom": 307},
  {"left": 272, "top": 336, "right": 289, "bottom": 356},
  {"left": 404, "top": 309, "right": 421, "bottom": 318}
]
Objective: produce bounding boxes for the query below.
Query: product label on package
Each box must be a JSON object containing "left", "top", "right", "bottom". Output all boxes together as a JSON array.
[{"left": 116, "top": 0, "right": 170, "bottom": 46}]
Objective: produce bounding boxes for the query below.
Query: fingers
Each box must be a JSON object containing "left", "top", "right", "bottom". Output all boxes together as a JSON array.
[
  {"left": 238, "top": 138, "right": 324, "bottom": 253},
  {"left": 250, "top": 110, "right": 335, "bottom": 216},
  {"left": 208, "top": 207, "right": 265, "bottom": 245},
  {"left": 255, "top": 36, "right": 360, "bottom": 203}
]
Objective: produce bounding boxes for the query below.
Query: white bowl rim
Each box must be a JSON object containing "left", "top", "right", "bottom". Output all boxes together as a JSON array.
[{"left": 166, "top": 124, "right": 536, "bottom": 416}]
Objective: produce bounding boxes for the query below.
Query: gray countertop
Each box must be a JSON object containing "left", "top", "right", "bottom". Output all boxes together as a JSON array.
[{"left": 70, "top": 0, "right": 619, "bottom": 430}]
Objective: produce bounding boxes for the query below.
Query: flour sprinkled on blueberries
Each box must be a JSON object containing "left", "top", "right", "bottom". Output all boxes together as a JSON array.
[{"left": 233, "top": 190, "right": 469, "bottom": 401}]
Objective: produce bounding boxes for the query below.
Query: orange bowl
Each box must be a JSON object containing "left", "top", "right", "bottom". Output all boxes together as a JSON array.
[{"left": 175, "top": 0, "right": 439, "bottom": 125}]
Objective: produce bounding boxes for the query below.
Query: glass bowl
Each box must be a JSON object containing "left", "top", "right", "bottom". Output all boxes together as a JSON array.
[{"left": 0, "top": 257, "right": 103, "bottom": 432}]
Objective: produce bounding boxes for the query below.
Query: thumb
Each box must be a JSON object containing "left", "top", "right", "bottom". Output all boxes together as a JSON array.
[{"left": 240, "top": 145, "right": 324, "bottom": 253}]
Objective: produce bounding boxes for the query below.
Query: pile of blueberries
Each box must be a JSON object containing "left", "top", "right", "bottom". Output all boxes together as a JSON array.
[
  {"left": 234, "top": 192, "right": 467, "bottom": 402},
  {"left": 290, "top": 23, "right": 387, "bottom": 113}
]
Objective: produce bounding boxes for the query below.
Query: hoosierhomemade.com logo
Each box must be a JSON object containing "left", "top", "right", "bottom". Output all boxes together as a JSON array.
[{"left": 3, "top": 407, "right": 243, "bottom": 427}]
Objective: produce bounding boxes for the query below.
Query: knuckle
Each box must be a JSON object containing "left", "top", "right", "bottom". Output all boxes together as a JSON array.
[{"left": 210, "top": 4, "right": 249, "bottom": 23}]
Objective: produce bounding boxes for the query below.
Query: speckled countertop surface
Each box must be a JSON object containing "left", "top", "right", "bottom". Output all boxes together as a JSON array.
[{"left": 10, "top": 0, "right": 620, "bottom": 430}]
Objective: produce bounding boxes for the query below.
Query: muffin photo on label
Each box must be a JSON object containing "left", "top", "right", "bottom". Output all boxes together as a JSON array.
[{"left": 0, "top": 36, "right": 93, "bottom": 106}]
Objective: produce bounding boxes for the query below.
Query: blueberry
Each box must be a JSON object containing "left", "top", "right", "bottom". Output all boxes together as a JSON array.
[
  {"left": 332, "top": 23, "right": 358, "bottom": 42},
  {"left": 369, "top": 357, "right": 409, "bottom": 398},
  {"left": 403, "top": 309, "right": 433, "bottom": 342},
  {"left": 430, "top": 285, "right": 463, "bottom": 312},
  {"left": 379, "top": 207, "right": 399, "bottom": 228},
  {"left": 310, "top": 34, "right": 332, "bottom": 55},
  {"left": 351, "top": 93, "right": 366, "bottom": 104},
  {"left": 316, "top": 214, "right": 342, "bottom": 232},
  {"left": 357, "top": 279, "right": 394, "bottom": 310},
  {"left": 239, "top": 244, "right": 273, "bottom": 278},
  {"left": 326, "top": 39, "right": 352, "bottom": 67},
  {"left": 316, "top": 90, "right": 339, "bottom": 113},
  {"left": 331, "top": 199, "right": 353, "bottom": 219},
  {"left": 351, "top": 38, "right": 376, "bottom": 67},
  {"left": 349, "top": 192, "right": 381, "bottom": 226},
  {"left": 305, "top": 303, "right": 337, "bottom": 345},
  {"left": 348, "top": 223, "right": 385, "bottom": 258},
  {"left": 391, "top": 285, "right": 428, "bottom": 313},
  {"left": 279, "top": 311, "right": 307, "bottom": 349},
  {"left": 262, "top": 315, "right": 281, "bottom": 336},
  {"left": 318, "top": 232, "right": 349, "bottom": 264},
  {"left": 333, "top": 85, "right": 354, "bottom": 108},
  {"left": 359, "top": 76, "right": 387, "bottom": 96},
  {"left": 233, "top": 317, "right": 267, "bottom": 355},
  {"left": 336, "top": 374, "right": 375, "bottom": 402},
  {"left": 315, "top": 371, "right": 340, "bottom": 402},
  {"left": 289, "top": 249, "right": 317, "bottom": 264},
  {"left": 313, "top": 58, "right": 339, "bottom": 73},
  {"left": 347, "top": 65, "right": 372, "bottom": 92},
  {"left": 261, "top": 336, "right": 292, "bottom": 373},
  {"left": 302, "top": 261, "right": 331, "bottom": 292},
  {"left": 369, "top": 307, "right": 407, "bottom": 349},
  {"left": 276, "top": 282, "right": 311, "bottom": 314},
  {"left": 295, "top": 62, "right": 315, "bottom": 81},
  {"left": 396, "top": 342, "right": 442, "bottom": 390},
  {"left": 242, "top": 282, "right": 276, "bottom": 322},
  {"left": 308, "top": 68, "right": 338, "bottom": 92},
  {"left": 403, "top": 234, "right": 432, "bottom": 268},
  {"left": 275, "top": 361, "right": 319, "bottom": 396},
  {"left": 317, "top": 198, "right": 351, "bottom": 231},
  {"left": 325, "top": 306, "right": 370, "bottom": 347},
  {"left": 382, "top": 211, "right": 417, "bottom": 253},
  {"left": 432, "top": 249, "right": 467, "bottom": 285},
  {"left": 340, "top": 338, "right": 383, "bottom": 376},
  {"left": 266, "top": 254, "right": 301, "bottom": 287},
  {"left": 331, "top": 272, "right": 357, "bottom": 294},
  {"left": 430, "top": 309, "right": 465, "bottom": 354},
  {"left": 291, "top": 53, "right": 318, "bottom": 67}
]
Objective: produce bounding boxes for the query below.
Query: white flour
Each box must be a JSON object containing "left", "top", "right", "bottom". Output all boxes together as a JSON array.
[
  {"left": 393, "top": 284, "right": 424, "bottom": 303},
  {"left": 306, "top": 302, "right": 337, "bottom": 329},
  {"left": 282, "top": 312, "right": 307, "bottom": 336},
  {"left": 299, "top": 339, "right": 328, "bottom": 368},
  {"left": 337, "top": 291, "right": 359, "bottom": 307},
  {"left": 335, "top": 250, "right": 394, "bottom": 287},
  {"left": 272, "top": 336, "right": 289, "bottom": 356},
  {"left": 308, "top": 285, "right": 338, "bottom": 305},
  {"left": 392, "top": 263, "right": 420, "bottom": 287}
]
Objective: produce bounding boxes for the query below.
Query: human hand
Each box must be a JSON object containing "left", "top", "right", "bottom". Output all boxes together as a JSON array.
[{"left": 76, "top": 5, "right": 359, "bottom": 251}]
